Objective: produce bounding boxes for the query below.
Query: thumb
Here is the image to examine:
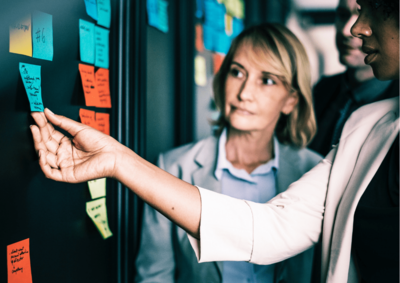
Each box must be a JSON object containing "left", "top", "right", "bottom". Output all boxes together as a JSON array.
[{"left": 44, "top": 108, "right": 88, "bottom": 137}]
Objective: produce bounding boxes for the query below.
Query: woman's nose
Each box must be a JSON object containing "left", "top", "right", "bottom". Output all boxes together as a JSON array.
[
  {"left": 238, "top": 80, "right": 255, "bottom": 101},
  {"left": 351, "top": 14, "right": 372, "bottom": 38}
]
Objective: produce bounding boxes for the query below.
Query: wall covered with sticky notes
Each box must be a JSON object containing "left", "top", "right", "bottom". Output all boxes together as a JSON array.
[{"left": 1, "top": 0, "right": 115, "bottom": 282}]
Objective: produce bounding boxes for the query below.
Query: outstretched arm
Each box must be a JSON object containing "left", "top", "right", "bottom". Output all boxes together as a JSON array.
[{"left": 31, "top": 109, "right": 201, "bottom": 238}]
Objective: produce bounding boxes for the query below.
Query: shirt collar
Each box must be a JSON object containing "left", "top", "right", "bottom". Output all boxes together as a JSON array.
[
  {"left": 214, "top": 128, "right": 279, "bottom": 182},
  {"left": 340, "top": 72, "right": 392, "bottom": 103}
]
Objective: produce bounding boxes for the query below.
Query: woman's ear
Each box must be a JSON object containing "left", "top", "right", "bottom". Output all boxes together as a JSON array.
[{"left": 281, "top": 91, "right": 299, "bottom": 115}]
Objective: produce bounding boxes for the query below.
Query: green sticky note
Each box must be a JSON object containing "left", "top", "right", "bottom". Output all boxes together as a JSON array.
[
  {"left": 97, "top": 0, "right": 111, "bottom": 28},
  {"left": 88, "top": 178, "right": 106, "bottom": 199},
  {"left": 94, "top": 26, "right": 109, "bottom": 69},
  {"left": 32, "top": 11, "right": 53, "bottom": 61},
  {"left": 19, "top": 63, "right": 44, "bottom": 112},
  {"left": 79, "top": 19, "right": 95, "bottom": 64},
  {"left": 86, "top": 198, "right": 113, "bottom": 239}
]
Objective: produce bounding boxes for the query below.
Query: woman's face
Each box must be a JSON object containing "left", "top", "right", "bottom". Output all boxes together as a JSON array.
[
  {"left": 224, "top": 43, "right": 298, "bottom": 133},
  {"left": 351, "top": 0, "right": 399, "bottom": 80}
]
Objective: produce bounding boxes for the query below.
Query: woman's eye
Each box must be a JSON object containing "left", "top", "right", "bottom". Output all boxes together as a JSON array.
[
  {"left": 230, "top": 68, "right": 244, "bottom": 78},
  {"left": 263, "top": 78, "right": 275, "bottom": 85}
]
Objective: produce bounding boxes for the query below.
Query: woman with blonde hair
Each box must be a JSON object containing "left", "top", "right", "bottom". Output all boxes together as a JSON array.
[{"left": 134, "top": 23, "right": 321, "bottom": 283}]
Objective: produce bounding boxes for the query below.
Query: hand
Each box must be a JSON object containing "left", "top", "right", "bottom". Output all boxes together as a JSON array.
[{"left": 31, "top": 108, "right": 123, "bottom": 183}]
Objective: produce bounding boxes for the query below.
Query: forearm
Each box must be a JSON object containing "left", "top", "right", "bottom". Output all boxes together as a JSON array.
[{"left": 114, "top": 146, "right": 201, "bottom": 238}]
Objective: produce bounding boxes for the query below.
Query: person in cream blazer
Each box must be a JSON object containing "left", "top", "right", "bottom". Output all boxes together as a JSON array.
[
  {"left": 188, "top": 97, "right": 399, "bottom": 283},
  {"left": 135, "top": 136, "right": 322, "bottom": 283}
]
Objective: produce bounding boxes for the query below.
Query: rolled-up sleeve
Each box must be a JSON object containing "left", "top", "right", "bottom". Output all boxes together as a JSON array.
[{"left": 188, "top": 148, "right": 336, "bottom": 265}]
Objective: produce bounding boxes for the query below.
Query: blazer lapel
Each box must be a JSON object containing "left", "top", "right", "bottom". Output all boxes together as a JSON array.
[
  {"left": 191, "top": 136, "right": 223, "bottom": 277},
  {"left": 323, "top": 111, "right": 399, "bottom": 283}
]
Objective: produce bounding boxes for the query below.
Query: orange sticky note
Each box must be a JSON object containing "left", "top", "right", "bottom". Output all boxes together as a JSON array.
[
  {"left": 195, "top": 24, "right": 204, "bottom": 52},
  {"left": 7, "top": 238, "right": 33, "bottom": 283},
  {"left": 79, "top": 108, "right": 96, "bottom": 128},
  {"left": 95, "top": 68, "right": 112, "bottom": 108},
  {"left": 79, "top": 64, "right": 100, "bottom": 107},
  {"left": 213, "top": 53, "right": 225, "bottom": 74},
  {"left": 96, "top": 113, "right": 110, "bottom": 135}
]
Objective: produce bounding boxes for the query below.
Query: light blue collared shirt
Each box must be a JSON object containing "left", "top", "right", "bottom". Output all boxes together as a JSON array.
[{"left": 215, "top": 128, "right": 279, "bottom": 283}]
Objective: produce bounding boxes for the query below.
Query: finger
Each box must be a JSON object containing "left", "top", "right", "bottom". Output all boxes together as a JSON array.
[
  {"left": 45, "top": 151, "right": 58, "bottom": 169},
  {"left": 38, "top": 149, "right": 64, "bottom": 182},
  {"left": 46, "top": 120, "right": 64, "bottom": 144},
  {"left": 31, "top": 124, "right": 48, "bottom": 155},
  {"left": 31, "top": 111, "right": 62, "bottom": 154},
  {"left": 44, "top": 108, "right": 89, "bottom": 137}
]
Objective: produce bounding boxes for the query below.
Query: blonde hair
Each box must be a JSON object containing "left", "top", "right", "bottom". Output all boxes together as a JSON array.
[{"left": 213, "top": 23, "right": 316, "bottom": 148}]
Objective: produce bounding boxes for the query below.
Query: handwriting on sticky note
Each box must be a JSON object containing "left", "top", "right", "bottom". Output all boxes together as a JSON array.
[
  {"left": 88, "top": 178, "right": 106, "bottom": 199},
  {"left": 79, "top": 64, "right": 99, "bottom": 106},
  {"left": 97, "top": 0, "right": 111, "bottom": 28},
  {"left": 32, "top": 11, "right": 53, "bottom": 61},
  {"left": 7, "top": 238, "right": 33, "bottom": 283},
  {"left": 9, "top": 14, "right": 32, "bottom": 56},
  {"left": 84, "top": 0, "right": 98, "bottom": 21},
  {"left": 95, "top": 68, "right": 111, "bottom": 108},
  {"left": 195, "top": 55, "right": 207, "bottom": 86},
  {"left": 94, "top": 26, "right": 109, "bottom": 69},
  {"left": 79, "top": 108, "right": 96, "bottom": 128},
  {"left": 95, "top": 113, "right": 110, "bottom": 135},
  {"left": 19, "top": 63, "right": 44, "bottom": 112},
  {"left": 86, "top": 198, "right": 113, "bottom": 239},
  {"left": 79, "top": 19, "right": 95, "bottom": 64}
]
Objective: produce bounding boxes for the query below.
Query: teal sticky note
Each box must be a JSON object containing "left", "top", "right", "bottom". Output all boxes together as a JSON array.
[
  {"left": 32, "top": 11, "right": 53, "bottom": 61},
  {"left": 147, "top": 0, "right": 159, "bottom": 29},
  {"left": 157, "top": 0, "right": 169, "bottom": 33},
  {"left": 19, "top": 63, "right": 44, "bottom": 112},
  {"left": 94, "top": 26, "right": 109, "bottom": 69},
  {"left": 84, "top": 0, "right": 98, "bottom": 21},
  {"left": 97, "top": 0, "right": 111, "bottom": 28},
  {"left": 79, "top": 19, "right": 95, "bottom": 64}
]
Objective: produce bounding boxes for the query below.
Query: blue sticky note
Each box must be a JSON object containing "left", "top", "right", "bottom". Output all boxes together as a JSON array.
[
  {"left": 147, "top": 0, "right": 159, "bottom": 29},
  {"left": 204, "top": 0, "right": 225, "bottom": 32},
  {"left": 157, "top": 0, "right": 169, "bottom": 33},
  {"left": 196, "top": 0, "right": 204, "bottom": 18},
  {"left": 32, "top": 11, "right": 53, "bottom": 61},
  {"left": 232, "top": 18, "right": 244, "bottom": 38},
  {"left": 203, "top": 24, "right": 216, "bottom": 52},
  {"left": 215, "top": 31, "right": 232, "bottom": 55},
  {"left": 19, "top": 63, "right": 44, "bottom": 112},
  {"left": 79, "top": 19, "right": 95, "bottom": 64},
  {"left": 95, "top": 26, "right": 109, "bottom": 69},
  {"left": 84, "top": 0, "right": 98, "bottom": 21},
  {"left": 97, "top": 0, "right": 111, "bottom": 28}
]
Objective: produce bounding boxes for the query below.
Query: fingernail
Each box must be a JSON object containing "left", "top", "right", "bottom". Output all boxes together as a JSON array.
[{"left": 46, "top": 108, "right": 54, "bottom": 115}]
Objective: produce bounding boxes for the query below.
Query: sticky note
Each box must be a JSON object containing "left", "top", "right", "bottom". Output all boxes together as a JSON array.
[
  {"left": 94, "top": 26, "right": 109, "bottom": 69},
  {"left": 147, "top": 0, "right": 169, "bottom": 33},
  {"left": 84, "top": 0, "right": 98, "bottom": 21},
  {"left": 213, "top": 53, "right": 225, "bottom": 74},
  {"left": 7, "top": 238, "right": 33, "bottom": 283},
  {"left": 203, "top": 24, "right": 216, "bottom": 52},
  {"left": 19, "top": 63, "right": 44, "bottom": 112},
  {"left": 196, "top": 0, "right": 204, "bottom": 18},
  {"left": 215, "top": 30, "right": 231, "bottom": 54},
  {"left": 95, "top": 113, "right": 110, "bottom": 135},
  {"left": 79, "top": 19, "right": 95, "bottom": 64},
  {"left": 88, "top": 178, "right": 106, "bottom": 199},
  {"left": 232, "top": 17, "right": 244, "bottom": 38},
  {"left": 9, "top": 14, "right": 32, "bottom": 57},
  {"left": 95, "top": 68, "right": 111, "bottom": 108},
  {"left": 32, "top": 11, "right": 53, "bottom": 61},
  {"left": 86, "top": 198, "right": 113, "bottom": 239},
  {"left": 204, "top": 0, "right": 225, "bottom": 32},
  {"left": 224, "top": 0, "right": 245, "bottom": 19},
  {"left": 195, "top": 24, "right": 204, "bottom": 52},
  {"left": 97, "top": 0, "right": 111, "bottom": 28},
  {"left": 225, "top": 14, "right": 233, "bottom": 36},
  {"left": 79, "top": 108, "right": 96, "bottom": 128},
  {"left": 195, "top": 56, "right": 207, "bottom": 86},
  {"left": 157, "top": 0, "right": 169, "bottom": 33},
  {"left": 79, "top": 64, "right": 99, "bottom": 106}
]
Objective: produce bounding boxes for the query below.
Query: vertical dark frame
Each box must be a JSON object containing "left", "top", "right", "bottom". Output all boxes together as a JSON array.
[{"left": 175, "top": 0, "right": 196, "bottom": 146}]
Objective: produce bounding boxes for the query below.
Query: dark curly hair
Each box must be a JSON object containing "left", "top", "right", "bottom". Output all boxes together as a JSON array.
[{"left": 368, "top": 0, "right": 399, "bottom": 18}]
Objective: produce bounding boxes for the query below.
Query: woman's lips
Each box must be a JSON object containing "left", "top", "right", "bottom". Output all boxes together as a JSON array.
[
  {"left": 232, "top": 106, "right": 253, "bottom": 115},
  {"left": 362, "top": 46, "right": 378, "bottom": 65}
]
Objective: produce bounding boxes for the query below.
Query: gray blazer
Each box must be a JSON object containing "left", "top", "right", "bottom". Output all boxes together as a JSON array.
[{"left": 135, "top": 136, "right": 322, "bottom": 283}]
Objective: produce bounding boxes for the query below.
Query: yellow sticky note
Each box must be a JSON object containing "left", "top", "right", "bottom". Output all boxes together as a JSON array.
[
  {"left": 10, "top": 14, "right": 32, "bottom": 56},
  {"left": 195, "top": 55, "right": 207, "bottom": 87},
  {"left": 86, "top": 197, "right": 113, "bottom": 239},
  {"left": 88, "top": 178, "right": 106, "bottom": 199},
  {"left": 225, "top": 14, "right": 233, "bottom": 36}
]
